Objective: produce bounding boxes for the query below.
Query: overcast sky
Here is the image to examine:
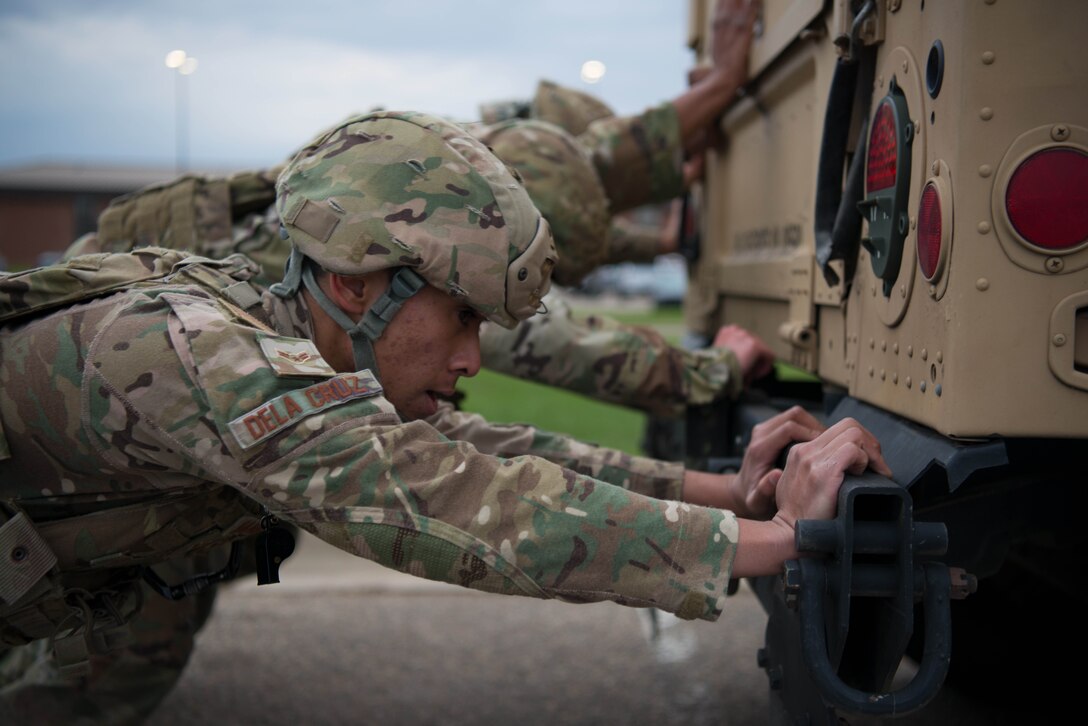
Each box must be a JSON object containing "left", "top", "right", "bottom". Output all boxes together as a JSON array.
[{"left": 0, "top": 1, "right": 696, "bottom": 172}]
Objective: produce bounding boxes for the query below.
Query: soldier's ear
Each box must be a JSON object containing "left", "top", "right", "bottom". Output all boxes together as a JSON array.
[{"left": 326, "top": 272, "right": 372, "bottom": 316}]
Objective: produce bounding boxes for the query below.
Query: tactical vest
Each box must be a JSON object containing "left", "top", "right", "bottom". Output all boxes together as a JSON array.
[
  {"left": 93, "top": 168, "right": 280, "bottom": 258},
  {"left": 62, "top": 167, "right": 290, "bottom": 291},
  {"left": 0, "top": 248, "right": 270, "bottom": 671}
]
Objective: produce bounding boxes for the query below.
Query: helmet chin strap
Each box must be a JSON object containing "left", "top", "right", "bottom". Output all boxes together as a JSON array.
[{"left": 270, "top": 245, "right": 426, "bottom": 378}]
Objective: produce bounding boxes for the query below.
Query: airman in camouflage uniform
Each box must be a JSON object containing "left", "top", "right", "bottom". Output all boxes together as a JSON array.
[
  {"left": 0, "top": 109, "right": 888, "bottom": 724},
  {"left": 64, "top": 116, "right": 758, "bottom": 422}
]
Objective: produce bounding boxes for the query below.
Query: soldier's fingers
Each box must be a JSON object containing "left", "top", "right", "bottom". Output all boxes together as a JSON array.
[
  {"left": 817, "top": 422, "right": 892, "bottom": 478},
  {"left": 772, "top": 405, "right": 826, "bottom": 433}
]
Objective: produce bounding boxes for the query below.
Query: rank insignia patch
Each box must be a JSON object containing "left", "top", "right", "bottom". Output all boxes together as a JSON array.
[{"left": 258, "top": 336, "right": 337, "bottom": 378}]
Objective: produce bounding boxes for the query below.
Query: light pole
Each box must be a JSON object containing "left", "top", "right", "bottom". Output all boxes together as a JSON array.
[{"left": 164, "top": 49, "right": 198, "bottom": 174}]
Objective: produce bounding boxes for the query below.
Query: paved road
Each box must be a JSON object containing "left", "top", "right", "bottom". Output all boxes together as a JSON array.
[
  {"left": 148, "top": 532, "right": 770, "bottom": 725},
  {"left": 146, "top": 533, "right": 1014, "bottom": 726}
]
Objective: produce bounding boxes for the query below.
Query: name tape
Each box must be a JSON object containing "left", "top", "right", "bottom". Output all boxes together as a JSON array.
[{"left": 228, "top": 370, "right": 382, "bottom": 449}]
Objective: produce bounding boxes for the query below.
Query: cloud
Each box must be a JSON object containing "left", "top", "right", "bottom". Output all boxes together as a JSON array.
[{"left": 0, "top": 2, "right": 689, "bottom": 168}]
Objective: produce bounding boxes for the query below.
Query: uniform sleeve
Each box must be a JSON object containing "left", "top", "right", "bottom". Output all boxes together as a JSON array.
[
  {"left": 479, "top": 295, "right": 742, "bottom": 418},
  {"left": 88, "top": 293, "right": 739, "bottom": 622},
  {"left": 578, "top": 102, "right": 684, "bottom": 214},
  {"left": 604, "top": 214, "right": 664, "bottom": 265},
  {"left": 424, "top": 402, "right": 684, "bottom": 500}
]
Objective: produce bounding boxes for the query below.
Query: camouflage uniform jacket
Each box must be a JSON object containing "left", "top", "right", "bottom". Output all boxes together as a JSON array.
[
  {"left": 480, "top": 292, "right": 742, "bottom": 419},
  {"left": 0, "top": 277, "right": 739, "bottom": 621},
  {"left": 578, "top": 102, "right": 685, "bottom": 215}
]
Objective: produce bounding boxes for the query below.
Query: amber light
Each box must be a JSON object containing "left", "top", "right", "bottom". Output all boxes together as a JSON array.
[
  {"left": 1005, "top": 148, "right": 1088, "bottom": 250},
  {"left": 918, "top": 182, "right": 942, "bottom": 279},
  {"left": 866, "top": 101, "right": 898, "bottom": 194}
]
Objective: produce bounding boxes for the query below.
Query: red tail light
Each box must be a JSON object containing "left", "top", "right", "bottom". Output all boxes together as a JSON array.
[
  {"left": 866, "top": 101, "right": 899, "bottom": 194},
  {"left": 1005, "top": 148, "right": 1088, "bottom": 251},
  {"left": 917, "top": 182, "right": 942, "bottom": 279}
]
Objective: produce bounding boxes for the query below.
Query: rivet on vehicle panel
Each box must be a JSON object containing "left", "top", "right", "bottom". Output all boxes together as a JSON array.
[
  {"left": 935, "top": 384, "right": 942, "bottom": 397},
  {"left": 906, "top": 376, "right": 912, "bottom": 388},
  {"left": 1051, "top": 125, "right": 1071, "bottom": 141},
  {"left": 976, "top": 278, "right": 990, "bottom": 291},
  {"left": 980, "top": 107, "right": 994, "bottom": 121},
  {"left": 931, "top": 160, "right": 940, "bottom": 175},
  {"left": 979, "top": 164, "right": 993, "bottom": 177},
  {"left": 978, "top": 221, "right": 991, "bottom": 234},
  {"left": 869, "top": 338, "right": 875, "bottom": 349},
  {"left": 937, "top": 351, "right": 943, "bottom": 363},
  {"left": 920, "top": 380, "right": 927, "bottom": 393},
  {"left": 893, "top": 343, "right": 899, "bottom": 354},
  {"left": 911, "top": 216, "right": 917, "bottom": 230},
  {"left": 907, "top": 345, "right": 913, "bottom": 357},
  {"left": 902, "top": 61, "right": 909, "bottom": 74},
  {"left": 921, "top": 348, "right": 928, "bottom": 361},
  {"left": 888, "top": 0, "right": 901, "bottom": 12},
  {"left": 1046, "top": 257, "right": 1065, "bottom": 273},
  {"left": 1053, "top": 334, "right": 1067, "bottom": 347},
  {"left": 882, "top": 340, "right": 887, "bottom": 352},
  {"left": 881, "top": 369, "right": 886, "bottom": 380},
  {"left": 900, "top": 285, "right": 906, "bottom": 298},
  {"left": 981, "top": 51, "right": 995, "bottom": 65},
  {"left": 929, "top": 284, "right": 937, "bottom": 297},
  {"left": 869, "top": 367, "right": 875, "bottom": 377},
  {"left": 893, "top": 373, "right": 899, "bottom": 384}
]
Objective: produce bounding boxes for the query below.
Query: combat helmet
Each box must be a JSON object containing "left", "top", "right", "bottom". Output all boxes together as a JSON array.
[
  {"left": 272, "top": 110, "right": 558, "bottom": 376},
  {"left": 476, "top": 119, "right": 610, "bottom": 287},
  {"left": 530, "top": 80, "right": 615, "bottom": 137}
]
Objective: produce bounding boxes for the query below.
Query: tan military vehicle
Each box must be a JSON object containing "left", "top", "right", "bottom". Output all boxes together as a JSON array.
[{"left": 683, "top": 0, "right": 1087, "bottom": 722}]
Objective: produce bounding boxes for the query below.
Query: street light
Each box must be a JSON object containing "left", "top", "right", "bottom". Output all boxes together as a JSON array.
[
  {"left": 165, "top": 49, "right": 198, "bottom": 173},
  {"left": 580, "top": 59, "right": 606, "bottom": 84}
]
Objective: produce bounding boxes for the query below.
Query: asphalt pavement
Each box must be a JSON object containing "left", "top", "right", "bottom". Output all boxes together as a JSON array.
[
  {"left": 148, "top": 531, "right": 771, "bottom": 726},
  {"left": 146, "top": 531, "right": 1022, "bottom": 726}
]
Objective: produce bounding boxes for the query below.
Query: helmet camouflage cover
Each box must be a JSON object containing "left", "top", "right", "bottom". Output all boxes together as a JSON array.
[
  {"left": 275, "top": 110, "right": 557, "bottom": 329},
  {"left": 476, "top": 119, "right": 610, "bottom": 287},
  {"left": 530, "top": 79, "right": 615, "bottom": 137}
]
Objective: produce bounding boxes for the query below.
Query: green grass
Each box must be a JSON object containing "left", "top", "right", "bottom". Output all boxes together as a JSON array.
[
  {"left": 457, "top": 301, "right": 818, "bottom": 455},
  {"left": 458, "top": 302, "right": 684, "bottom": 455}
]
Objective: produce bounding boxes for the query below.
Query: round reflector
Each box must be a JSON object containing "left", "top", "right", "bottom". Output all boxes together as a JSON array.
[
  {"left": 918, "top": 182, "right": 942, "bottom": 279},
  {"left": 866, "top": 101, "right": 898, "bottom": 194},
  {"left": 1005, "top": 148, "right": 1088, "bottom": 250}
]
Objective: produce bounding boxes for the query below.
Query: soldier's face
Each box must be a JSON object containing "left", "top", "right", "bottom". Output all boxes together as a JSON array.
[{"left": 371, "top": 282, "right": 484, "bottom": 420}]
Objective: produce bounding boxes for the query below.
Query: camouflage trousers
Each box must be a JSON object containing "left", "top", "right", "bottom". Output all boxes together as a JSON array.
[{"left": 0, "top": 551, "right": 226, "bottom": 725}]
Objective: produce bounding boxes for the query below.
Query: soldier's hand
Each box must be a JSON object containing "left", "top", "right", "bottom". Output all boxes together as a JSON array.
[
  {"left": 713, "top": 324, "right": 774, "bottom": 384},
  {"left": 772, "top": 418, "right": 893, "bottom": 529},
  {"left": 712, "top": 0, "right": 759, "bottom": 74},
  {"left": 732, "top": 406, "right": 825, "bottom": 519}
]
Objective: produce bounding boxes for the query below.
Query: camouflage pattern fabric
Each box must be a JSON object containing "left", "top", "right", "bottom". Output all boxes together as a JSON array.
[
  {"left": 477, "top": 97, "right": 531, "bottom": 126},
  {"left": 0, "top": 554, "right": 221, "bottom": 726},
  {"left": 276, "top": 111, "right": 556, "bottom": 329},
  {"left": 578, "top": 102, "right": 685, "bottom": 215},
  {"left": 0, "top": 267, "right": 740, "bottom": 722},
  {"left": 0, "top": 272, "right": 739, "bottom": 608},
  {"left": 529, "top": 79, "right": 616, "bottom": 137},
  {"left": 479, "top": 292, "right": 742, "bottom": 419},
  {"left": 605, "top": 213, "right": 668, "bottom": 265},
  {"left": 475, "top": 119, "right": 610, "bottom": 287}
]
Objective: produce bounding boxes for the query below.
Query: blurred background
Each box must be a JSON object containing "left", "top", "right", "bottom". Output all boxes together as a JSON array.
[
  {"left": 0, "top": 0, "right": 696, "bottom": 453},
  {"left": 0, "top": 0, "right": 692, "bottom": 270}
]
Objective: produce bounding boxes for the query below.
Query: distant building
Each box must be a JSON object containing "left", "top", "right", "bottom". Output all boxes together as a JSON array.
[{"left": 0, "top": 163, "right": 210, "bottom": 270}]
